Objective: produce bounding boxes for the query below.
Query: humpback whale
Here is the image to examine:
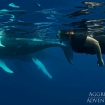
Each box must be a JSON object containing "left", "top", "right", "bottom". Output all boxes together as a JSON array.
[
  {"left": 0, "top": 34, "right": 73, "bottom": 78},
  {"left": 0, "top": 36, "right": 73, "bottom": 63}
]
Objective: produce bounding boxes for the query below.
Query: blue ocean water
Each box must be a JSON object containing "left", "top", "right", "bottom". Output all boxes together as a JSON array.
[{"left": 0, "top": 0, "right": 105, "bottom": 105}]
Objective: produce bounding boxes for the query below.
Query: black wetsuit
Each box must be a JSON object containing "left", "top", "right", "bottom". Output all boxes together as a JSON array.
[{"left": 70, "top": 31, "right": 105, "bottom": 54}]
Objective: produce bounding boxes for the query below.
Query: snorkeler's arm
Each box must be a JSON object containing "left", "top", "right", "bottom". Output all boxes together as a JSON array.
[{"left": 84, "top": 36, "right": 102, "bottom": 61}]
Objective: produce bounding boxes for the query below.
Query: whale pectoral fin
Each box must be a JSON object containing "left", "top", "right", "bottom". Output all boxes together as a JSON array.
[
  {"left": 0, "top": 59, "right": 13, "bottom": 73},
  {"left": 61, "top": 42, "right": 74, "bottom": 65},
  {"left": 0, "top": 41, "right": 5, "bottom": 47},
  {"left": 0, "top": 34, "right": 5, "bottom": 47},
  {"left": 32, "top": 58, "right": 52, "bottom": 79}
]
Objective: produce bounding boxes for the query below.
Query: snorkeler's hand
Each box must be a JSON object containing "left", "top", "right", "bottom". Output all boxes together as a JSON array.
[{"left": 97, "top": 59, "right": 104, "bottom": 67}]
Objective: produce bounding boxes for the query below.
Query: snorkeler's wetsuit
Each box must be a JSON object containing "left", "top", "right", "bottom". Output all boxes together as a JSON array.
[{"left": 70, "top": 31, "right": 105, "bottom": 54}]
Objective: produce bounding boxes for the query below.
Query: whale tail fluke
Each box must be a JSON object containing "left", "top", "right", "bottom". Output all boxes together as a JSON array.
[{"left": 61, "top": 42, "right": 74, "bottom": 65}]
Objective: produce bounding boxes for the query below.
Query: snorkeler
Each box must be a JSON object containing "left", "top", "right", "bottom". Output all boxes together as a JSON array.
[{"left": 56, "top": 29, "right": 105, "bottom": 67}]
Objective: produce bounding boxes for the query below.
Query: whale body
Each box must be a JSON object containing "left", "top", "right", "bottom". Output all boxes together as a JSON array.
[
  {"left": 0, "top": 35, "right": 73, "bottom": 78},
  {"left": 0, "top": 36, "right": 73, "bottom": 64}
]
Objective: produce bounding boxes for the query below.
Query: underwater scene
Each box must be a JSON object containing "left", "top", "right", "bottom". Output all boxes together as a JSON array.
[{"left": 0, "top": 0, "right": 105, "bottom": 105}]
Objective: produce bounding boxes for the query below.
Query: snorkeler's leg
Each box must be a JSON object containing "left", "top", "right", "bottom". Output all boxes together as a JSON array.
[{"left": 84, "top": 36, "right": 104, "bottom": 67}]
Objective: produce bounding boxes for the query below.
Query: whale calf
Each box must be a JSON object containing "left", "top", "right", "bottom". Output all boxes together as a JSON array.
[
  {"left": 0, "top": 35, "right": 73, "bottom": 64},
  {"left": 0, "top": 30, "right": 73, "bottom": 78}
]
